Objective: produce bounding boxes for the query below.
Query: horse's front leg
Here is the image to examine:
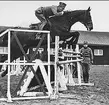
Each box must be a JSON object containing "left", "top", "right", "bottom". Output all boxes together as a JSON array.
[{"left": 0, "top": 54, "right": 8, "bottom": 77}]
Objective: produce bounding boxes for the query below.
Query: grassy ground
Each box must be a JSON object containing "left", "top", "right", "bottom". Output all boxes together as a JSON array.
[{"left": 0, "top": 65, "right": 109, "bottom": 105}]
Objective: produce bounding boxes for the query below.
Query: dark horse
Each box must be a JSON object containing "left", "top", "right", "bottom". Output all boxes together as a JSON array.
[{"left": 0, "top": 7, "right": 93, "bottom": 78}]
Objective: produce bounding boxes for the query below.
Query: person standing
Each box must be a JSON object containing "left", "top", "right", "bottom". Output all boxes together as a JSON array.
[{"left": 80, "top": 41, "right": 93, "bottom": 83}]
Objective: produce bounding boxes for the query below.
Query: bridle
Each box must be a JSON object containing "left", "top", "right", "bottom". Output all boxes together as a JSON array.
[
  {"left": 83, "top": 10, "right": 92, "bottom": 30},
  {"left": 83, "top": 10, "right": 88, "bottom": 27}
]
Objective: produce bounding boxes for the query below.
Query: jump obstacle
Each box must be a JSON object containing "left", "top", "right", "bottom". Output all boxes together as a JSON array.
[{"left": 0, "top": 29, "right": 94, "bottom": 102}]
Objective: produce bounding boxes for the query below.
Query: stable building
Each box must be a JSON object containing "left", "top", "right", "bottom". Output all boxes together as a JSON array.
[
  {"left": 78, "top": 30, "right": 109, "bottom": 65},
  {"left": 0, "top": 26, "right": 109, "bottom": 65}
]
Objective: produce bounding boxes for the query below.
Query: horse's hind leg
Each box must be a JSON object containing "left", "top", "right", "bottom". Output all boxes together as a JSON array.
[
  {"left": 0, "top": 55, "right": 8, "bottom": 71},
  {"left": 0, "top": 54, "right": 17, "bottom": 77},
  {"left": 70, "top": 31, "right": 80, "bottom": 50},
  {"left": 1, "top": 68, "right": 8, "bottom": 77}
]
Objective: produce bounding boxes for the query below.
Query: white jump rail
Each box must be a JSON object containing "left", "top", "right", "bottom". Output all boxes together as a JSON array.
[
  {"left": 0, "top": 28, "right": 51, "bottom": 102},
  {"left": 58, "top": 59, "right": 83, "bottom": 64},
  {"left": 54, "top": 37, "right": 94, "bottom": 88},
  {"left": 0, "top": 28, "right": 94, "bottom": 102}
]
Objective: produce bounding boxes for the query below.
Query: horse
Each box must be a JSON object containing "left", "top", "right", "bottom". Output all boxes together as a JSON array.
[
  {"left": 29, "top": 7, "right": 93, "bottom": 49},
  {"left": 0, "top": 7, "right": 93, "bottom": 80},
  {"left": 30, "top": 7, "right": 93, "bottom": 35}
]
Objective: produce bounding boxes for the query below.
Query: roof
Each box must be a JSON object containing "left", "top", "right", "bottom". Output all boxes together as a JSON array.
[
  {"left": 0, "top": 26, "right": 109, "bottom": 46},
  {"left": 76, "top": 30, "right": 109, "bottom": 46}
]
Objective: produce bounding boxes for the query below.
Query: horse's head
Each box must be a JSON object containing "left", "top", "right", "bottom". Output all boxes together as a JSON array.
[
  {"left": 78, "top": 7, "right": 93, "bottom": 31},
  {"left": 63, "top": 7, "right": 93, "bottom": 31}
]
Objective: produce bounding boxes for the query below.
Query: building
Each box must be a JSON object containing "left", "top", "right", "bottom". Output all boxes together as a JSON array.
[
  {"left": 78, "top": 30, "right": 109, "bottom": 65},
  {"left": 0, "top": 26, "right": 109, "bottom": 65}
]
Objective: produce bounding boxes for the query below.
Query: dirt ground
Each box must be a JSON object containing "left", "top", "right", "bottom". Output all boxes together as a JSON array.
[{"left": 0, "top": 65, "right": 109, "bottom": 105}]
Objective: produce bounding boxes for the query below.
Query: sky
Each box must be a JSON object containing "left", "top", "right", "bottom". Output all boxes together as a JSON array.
[{"left": 0, "top": 1, "right": 109, "bottom": 32}]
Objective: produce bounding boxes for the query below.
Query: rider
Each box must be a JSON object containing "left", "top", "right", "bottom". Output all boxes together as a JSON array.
[{"left": 35, "top": 2, "right": 66, "bottom": 29}]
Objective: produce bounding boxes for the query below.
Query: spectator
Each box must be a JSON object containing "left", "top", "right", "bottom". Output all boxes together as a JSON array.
[{"left": 80, "top": 41, "right": 93, "bottom": 83}]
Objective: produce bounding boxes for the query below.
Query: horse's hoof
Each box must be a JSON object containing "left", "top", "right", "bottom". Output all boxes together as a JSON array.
[
  {"left": 0, "top": 72, "right": 6, "bottom": 77},
  {"left": 0, "top": 72, "right": 3, "bottom": 78}
]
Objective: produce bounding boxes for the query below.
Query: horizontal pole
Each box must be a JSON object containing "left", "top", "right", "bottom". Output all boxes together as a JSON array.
[
  {"left": 0, "top": 62, "right": 54, "bottom": 66},
  {"left": 67, "top": 83, "right": 94, "bottom": 86},
  {"left": 23, "top": 92, "right": 49, "bottom": 97},
  {"left": 9, "top": 29, "right": 50, "bottom": 33},
  {"left": 0, "top": 59, "right": 83, "bottom": 65},
  {"left": 0, "top": 98, "right": 7, "bottom": 101},
  {"left": 58, "top": 59, "right": 82, "bottom": 64},
  {"left": 62, "top": 50, "right": 80, "bottom": 54},
  {"left": 0, "top": 29, "right": 9, "bottom": 37},
  {"left": 0, "top": 28, "right": 50, "bottom": 38},
  {"left": 63, "top": 55, "right": 81, "bottom": 58},
  {"left": 0, "top": 96, "right": 50, "bottom": 101},
  {"left": 12, "top": 96, "right": 49, "bottom": 101},
  {"left": 28, "top": 82, "right": 54, "bottom": 92},
  {"left": 0, "top": 96, "right": 50, "bottom": 102},
  {"left": 0, "top": 52, "right": 8, "bottom": 54}
]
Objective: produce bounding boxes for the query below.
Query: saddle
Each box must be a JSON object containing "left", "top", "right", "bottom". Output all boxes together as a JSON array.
[{"left": 29, "top": 21, "right": 52, "bottom": 42}]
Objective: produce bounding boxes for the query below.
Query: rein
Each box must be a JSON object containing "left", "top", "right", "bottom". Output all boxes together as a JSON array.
[{"left": 83, "top": 10, "right": 88, "bottom": 26}]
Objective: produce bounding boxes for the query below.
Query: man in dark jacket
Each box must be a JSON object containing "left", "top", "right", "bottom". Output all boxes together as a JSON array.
[
  {"left": 35, "top": 2, "right": 66, "bottom": 29},
  {"left": 80, "top": 41, "right": 93, "bottom": 83}
]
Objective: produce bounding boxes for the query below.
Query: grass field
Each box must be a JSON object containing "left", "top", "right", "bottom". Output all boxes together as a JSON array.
[{"left": 0, "top": 65, "right": 109, "bottom": 105}]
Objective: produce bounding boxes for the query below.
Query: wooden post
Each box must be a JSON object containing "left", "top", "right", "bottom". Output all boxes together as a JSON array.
[
  {"left": 7, "top": 30, "right": 12, "bottom": 102},
  {"left": 54, "top": 36, "right": 59, "bottom": 94},
  {"left": 47, "top": 33, "right": 51, "bottom": 96},
  {"left": 75, "top": 44, "right": 81, "bottom": 85}
]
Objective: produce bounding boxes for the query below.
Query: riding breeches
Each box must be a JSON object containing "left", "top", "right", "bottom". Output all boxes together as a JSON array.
[
  {"left": 81, "top": 63, "right": 90, "bottom": 83},
  {"left": 35, "top": 11, "right": 46, "bottom": 23}
]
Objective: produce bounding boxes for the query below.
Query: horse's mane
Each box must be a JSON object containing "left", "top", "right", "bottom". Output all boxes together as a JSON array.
[
  {"left": 63, "top": 9, "right": 87, "bottom": 16},
  {"left": 50, "top": 10, "right": 86, "bottom": 21}
]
